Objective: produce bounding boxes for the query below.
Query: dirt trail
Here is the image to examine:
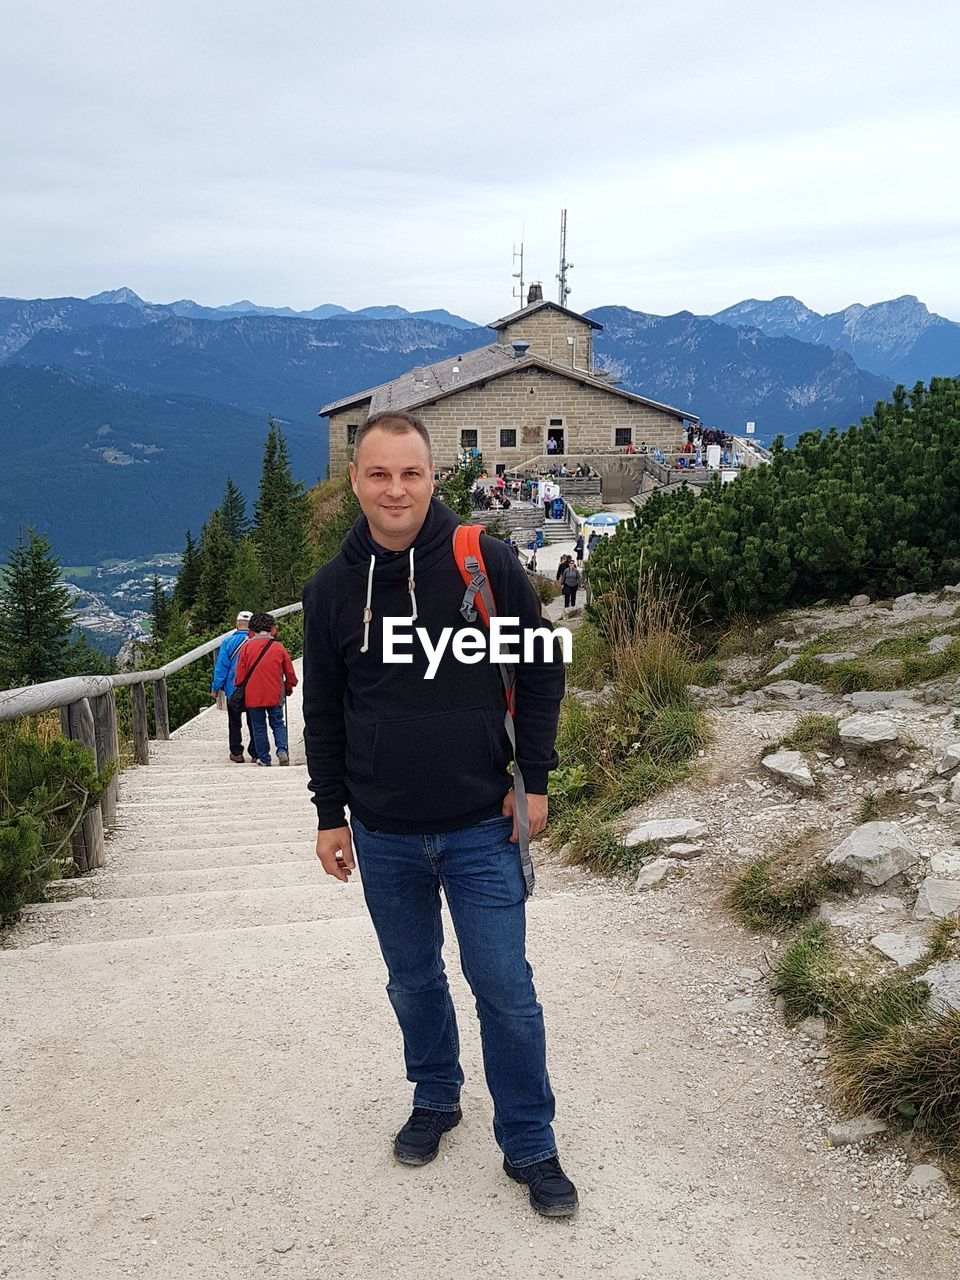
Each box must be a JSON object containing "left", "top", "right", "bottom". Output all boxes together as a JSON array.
[{"left": 2, "top": 669, "right": 958, "bottom": 1279}]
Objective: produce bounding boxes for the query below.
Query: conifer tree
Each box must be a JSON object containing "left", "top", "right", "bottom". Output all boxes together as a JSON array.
[
  {"left": 218, "top": 478, "right": 249, "bottom": 543},
  {"left": 253, "top": 418, "right": 310, "bottom": 603},
  {"left": 194, "top": 511, "right": 236, "bottom": 632},
  {"left": 173, "top": 530, "right": 202, "bottom": 613},
  {"left": 149, "top": 574, "right": 172, "bottom": 641},
  {"left": 227, "top": 539, "right": 267, "bottom": 617},
  {"left": 0, "top": 528, "right": 73, "bottom": 686}
]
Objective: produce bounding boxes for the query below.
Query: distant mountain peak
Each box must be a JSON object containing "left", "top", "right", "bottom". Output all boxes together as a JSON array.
[{"left": 86, "top": 287, "right": 145, "bottom": 307}]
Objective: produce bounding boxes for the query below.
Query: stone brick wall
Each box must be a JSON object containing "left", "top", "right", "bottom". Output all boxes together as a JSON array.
[
  {"left": 327, "top": 366, "right": 686, "bottom": 477},
  {"left": 496, "top": 310, "right": 594, "bottom": 370}
]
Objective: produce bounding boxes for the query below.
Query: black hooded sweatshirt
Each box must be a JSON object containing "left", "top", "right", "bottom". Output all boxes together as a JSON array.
[{"left": 301, "top": 499, "right": 565, "bottom": 834}]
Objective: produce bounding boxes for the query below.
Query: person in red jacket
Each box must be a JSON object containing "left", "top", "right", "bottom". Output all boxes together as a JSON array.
[{"left": 232, "top": 612, "right": 298, "bottom": 766}]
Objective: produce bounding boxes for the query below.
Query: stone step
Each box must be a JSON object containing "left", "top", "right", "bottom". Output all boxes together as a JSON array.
[
  {"left": 93, "top": 860, "right": 325, "bottom": 899},
  {"left": 107, "top": 819, "right": 318, "bottom": 853},
  {"left": 96, "top": 837, "right": 317, "bottom": 875},
  {"left": 15, "top": 883, "right": 362, "bottom": 946}
]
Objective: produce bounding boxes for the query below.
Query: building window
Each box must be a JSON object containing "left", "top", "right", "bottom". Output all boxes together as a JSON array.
[
  {"left": 499, "top": 428, "right": 517, "bottom": 448},
  {"left": 347, "top": 423, "right": 359, "bottom": 446},
  {"left": 615, "top": 427, "right": 633, "bottom": 447},
  {"left": 460, "top": 429, "right": 478, "bottom": 449}
]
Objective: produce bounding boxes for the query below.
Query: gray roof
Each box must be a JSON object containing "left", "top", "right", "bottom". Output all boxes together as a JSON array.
[
  {"left": 319, "top": 342, "right": 697, "bottom": 422},
  {"left": 487, "top": 299, "right": 603, "bottom": 332}
]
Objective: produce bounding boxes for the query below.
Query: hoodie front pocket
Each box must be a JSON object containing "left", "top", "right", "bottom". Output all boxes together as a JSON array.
[{"left": 370, "top": 707, "right": 502, "bottom": 821}]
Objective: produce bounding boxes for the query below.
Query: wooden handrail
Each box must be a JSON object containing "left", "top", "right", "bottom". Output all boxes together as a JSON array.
[
  {"left": 0, "top": 599, "right": 303, "bottom": 875},
  {"left": 0, "top": 601, "right": 302, "bottom": 721}
]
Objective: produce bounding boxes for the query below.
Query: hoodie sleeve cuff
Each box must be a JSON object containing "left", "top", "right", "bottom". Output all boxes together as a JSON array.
[
  {"left": 315, "top": 808, "right": 348, "bottom": 830},
  {"left": 518, "top": 766, "right": 550, "bottom": 795}
]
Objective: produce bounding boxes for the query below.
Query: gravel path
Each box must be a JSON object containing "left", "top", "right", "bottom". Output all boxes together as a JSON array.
[{"left": 2, "top": 668, "right": 958, "bottom": 1278}]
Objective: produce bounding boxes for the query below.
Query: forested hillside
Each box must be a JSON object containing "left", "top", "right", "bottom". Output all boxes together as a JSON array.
[{"left": 589, "top": 377, "right": 960, "bottom": 620}]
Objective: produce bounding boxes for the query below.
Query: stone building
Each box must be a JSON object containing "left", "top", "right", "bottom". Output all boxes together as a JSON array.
[{"left": 321, "top": 292, "right": 697, "bottom": 476}]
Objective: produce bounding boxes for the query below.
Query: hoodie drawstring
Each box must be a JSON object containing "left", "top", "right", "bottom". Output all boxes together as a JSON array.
[
  {"left": 360, "top": 554, "right": 375, "bottom": 653},
  {"left": 359, "top": 547, "right": 418, "bottom": 652}
]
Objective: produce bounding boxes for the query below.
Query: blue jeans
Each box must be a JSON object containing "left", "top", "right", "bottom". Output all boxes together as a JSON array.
[
  {"left": 248, "top": 704, "right": 287, "bottom": 764},
  {"left": 350, "top": 815, "right": 557, "bottom": 1167}
]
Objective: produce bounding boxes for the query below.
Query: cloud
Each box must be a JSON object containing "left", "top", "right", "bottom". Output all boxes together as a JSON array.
[{"left": 1, "top": 0, "right": 958, "bottom": 320}]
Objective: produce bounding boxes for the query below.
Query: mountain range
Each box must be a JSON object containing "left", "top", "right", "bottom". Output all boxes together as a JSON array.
[
  {"left": 708, "top": 295, "right": 960, "bottom": 385},
  {"left": 0, "top": 287, "right": 957, "bottom": 564}
]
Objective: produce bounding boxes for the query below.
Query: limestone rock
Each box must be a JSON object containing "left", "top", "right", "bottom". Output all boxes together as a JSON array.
[
  {"left": 634, "top": 858, "right": 677, "bottom": 891},
  {"left": 870, "top": 932, "right": 926, "bottom": 967},
  {"left": 849, "top": 594, "right": 871, "bottom": 607},
  {"left": 929, "top": 851, "right": 960, "bottom": 878},
  {"left": 838, "top": 714, "right": 898, "bottom": 749},
  {"left": 846, "top": 690, "right": 921, "bottom": 711},
  {"left": 724, "top": 996, "right": 756, "bottom": 1016},
  {"left": 666, "top": 842, "right": 704, "bottom": 859},
  {"left": 949, "top": 775, "right": 960, "bottom": 805},
  {"left": 765, "top": 658, "right": 795, "bottom": 678},
  {"left": 764, "top": 680, "right": 823, "bottom": 700},
  {"left": 624, "top": 818, "right": 707, "bottom": 847},
  {"left": 943, "top": 583, "right": 960, "bottom": 595},
  {"left": 927, "top": 634, "right": 956, "bottom": 655},
  {"left": 818, "top": 651, "right": 858, "bottom": 666},
  {"left": 893, "top": 592, "right": 919, "bottom": 609},
  {"left": 934, "top": 743, "right": 960, "bottom": 775},
  {"left": 920, "top": 961, "right": 960, "bottom": 1013},
  {"left": 913, "top": 877, "right": 960, "bottom": 920},
  {"left": 797, "top": 1015, "right": 827, "bottom": 1041},
  {"left": 905, "top": 1164, "right": 945, "bottom": 1191},
  {"left": 761, "top": 749, "right": 815, "bottom": 790},
  {"left": 828, "top": 1115, "right": 888, "bottom": 1145},
  {"left": 825, "top": 821, "right": 917, "bottom": 887}
]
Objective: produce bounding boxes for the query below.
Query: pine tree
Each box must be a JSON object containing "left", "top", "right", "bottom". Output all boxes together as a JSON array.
[
  {"left": 0, "top": 527, "right": 74, "bottom": 686},
  {"left": 218, "top": 477, "right": 249, "bottom": 543},
  {"left": 193, "top": 511, "right": 237, "bottom": 632},
  {"left": 227, "top": 538, "right": 267, "bottom": 617},
  {"left": 253, "top": 418, "right": 310, "bottom": 603},
  {"left": 149, "top": 574, "right": 172, "bottom": 641},
  {"left": 173, "top": 530, "right": 202, "bottom": 614}
]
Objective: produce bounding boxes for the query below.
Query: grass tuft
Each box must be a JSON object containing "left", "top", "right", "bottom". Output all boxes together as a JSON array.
[
  {"left": 779, "top": 714, "right": 841, "bottom": 754},
  {"left": 726, "top": 837, "right": 853, "bottom": 933}
]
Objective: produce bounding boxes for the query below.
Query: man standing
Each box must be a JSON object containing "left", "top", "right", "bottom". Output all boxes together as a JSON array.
[
  {"left": 302, "top": 410, "right": 576, "bottom": 1218},
  {"left": 211, "top": 610, "right": 254, "bottom": 763}
]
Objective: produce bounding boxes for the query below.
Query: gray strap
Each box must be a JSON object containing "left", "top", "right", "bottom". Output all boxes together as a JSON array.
[{"left": 457, "top": 547, "right": 535, "bottom": 896}]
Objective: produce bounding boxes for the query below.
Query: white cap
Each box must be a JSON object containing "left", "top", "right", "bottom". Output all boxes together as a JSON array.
[{"left": 236, "top": 610, "right": 253, "bottom": 621}]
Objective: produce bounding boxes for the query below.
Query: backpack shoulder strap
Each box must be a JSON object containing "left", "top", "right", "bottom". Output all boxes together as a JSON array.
[{"left": 453, "top": 524, "right": 498, "bottom": 627}]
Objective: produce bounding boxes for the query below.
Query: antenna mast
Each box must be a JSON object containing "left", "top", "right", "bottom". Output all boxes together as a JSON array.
[
  {"left": 557, "top": 208, "right": 573, "bottom": 306},
  {"left": 512, "top": 239, "right": 525, "bottom": 308}
]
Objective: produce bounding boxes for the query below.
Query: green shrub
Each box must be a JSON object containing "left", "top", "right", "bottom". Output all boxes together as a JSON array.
[
  {"left": 692, "top": 659, "right": 723, "bottom": 687},
  {"left": 0, "top": 725, "right": 107, "bottom": 923},
  {"left": 568, "top": 621, "right": 610, "bottom": 690},
  {"left": 530, "top": 574, "right": 561, "bottom": 605}
]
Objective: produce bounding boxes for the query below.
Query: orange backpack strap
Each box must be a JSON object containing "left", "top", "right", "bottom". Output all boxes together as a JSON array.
[{"left": 453, "top": 524, "right": 497, "bottom": 627}]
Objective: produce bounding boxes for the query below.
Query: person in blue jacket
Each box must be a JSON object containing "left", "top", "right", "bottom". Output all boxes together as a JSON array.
[{"left": 210, "top": 610, "right": 255, "bottom": 763}]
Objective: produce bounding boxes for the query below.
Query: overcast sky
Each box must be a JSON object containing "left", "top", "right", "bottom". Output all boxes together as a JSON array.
[{"left": 3, "top": 0, "right": 958, "bottom": 322}]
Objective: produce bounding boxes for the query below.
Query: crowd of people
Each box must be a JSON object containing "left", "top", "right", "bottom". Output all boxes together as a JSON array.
[{"left": 210, "top": 610, "right": 298, "bottom": 766}]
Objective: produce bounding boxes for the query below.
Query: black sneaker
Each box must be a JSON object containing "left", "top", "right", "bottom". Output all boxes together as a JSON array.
[
  {"left": 503, "top": 1155, "right": 579, "bottom": 1218},
  {"left": 394, "top": 1106, "right": 462, "bottom": 1166}
]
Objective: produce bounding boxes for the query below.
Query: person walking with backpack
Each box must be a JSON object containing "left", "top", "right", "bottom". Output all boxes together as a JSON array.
[
  {"left": 233, "top": 612, "right": 298, "bottom": 766},
  {"left": 301, "top": 410, "right": 577, "bottom": 1218},
  {"left": 210, "top": 610, "right": 255, "bottom": 763},
  {"left": 560, "top": 560, "right": 582, "bottom": 609}
]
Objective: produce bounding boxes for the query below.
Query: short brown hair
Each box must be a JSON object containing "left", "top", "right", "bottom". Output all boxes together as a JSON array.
[{"left": 353, "top": 410, "right": 432, "bottom": 462}]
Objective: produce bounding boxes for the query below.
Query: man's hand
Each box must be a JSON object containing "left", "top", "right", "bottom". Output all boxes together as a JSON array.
[
  {"left": 315, "top": 826, "right": 355, "bottom": 883},
  {"left": 501, "top": 789, "right": 548, "bottom": 843}
]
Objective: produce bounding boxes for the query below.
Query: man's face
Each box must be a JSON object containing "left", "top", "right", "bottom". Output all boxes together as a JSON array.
[{"left": 350, "top": 428, "right": 434, "bottom": 551}]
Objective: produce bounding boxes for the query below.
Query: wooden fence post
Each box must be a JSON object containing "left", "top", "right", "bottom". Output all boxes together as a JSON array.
[
  {"left": 91, "top": 690, "right": 120, "bottom": 828},
  {"left": 64, "top": 698, "right": 106, "bottom": 872},
  {"left": 130, "top": 682, "right": 150, "bottom": 765},
  {"left": 153, "top": 677, "right": 170, "bottom": 741}
]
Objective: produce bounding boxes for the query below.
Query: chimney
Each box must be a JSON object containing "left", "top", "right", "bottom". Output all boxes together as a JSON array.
[
  {"left": 412, "top": 366, "right": 426, "bottom": 384},
  {"left": 527, "top": 283, "right": 543, "bottom": 305},
  {"left": 511, "top": 340, "right": 530, "bottom": 359}
]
